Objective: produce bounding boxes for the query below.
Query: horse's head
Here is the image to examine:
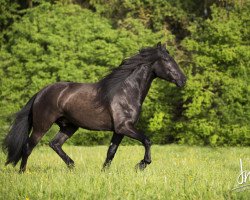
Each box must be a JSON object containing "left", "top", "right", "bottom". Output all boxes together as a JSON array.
[{"left": 152, "top": 42, "right": 186, "bottom": 87}]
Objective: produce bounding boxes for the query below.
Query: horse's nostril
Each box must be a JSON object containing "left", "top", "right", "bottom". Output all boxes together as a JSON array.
[
  {"left": 183, "top": 77, "right": 187, "bottom": 84},
  {"left": 176, "top": 78, "right": 186, "bottom": 87}
]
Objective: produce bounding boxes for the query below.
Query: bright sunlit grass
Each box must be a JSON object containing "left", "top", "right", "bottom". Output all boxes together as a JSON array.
[{"left": 0, "top": 145, "right": 249, "bottom": 199}]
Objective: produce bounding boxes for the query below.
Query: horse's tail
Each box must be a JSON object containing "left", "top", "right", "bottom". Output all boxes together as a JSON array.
[{"left": 2, "top": 94, "right": 37, "bottom": 166}]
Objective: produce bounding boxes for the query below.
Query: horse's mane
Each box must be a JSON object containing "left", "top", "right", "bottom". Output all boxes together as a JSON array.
[{"left": 96, "top": 46, "right": 161, "bottom": 106}]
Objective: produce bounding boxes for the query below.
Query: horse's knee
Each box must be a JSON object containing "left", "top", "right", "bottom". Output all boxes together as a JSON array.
[
  {"left": 49, "top": 142, "right": 60, "bottom": 157},
  {"left": 49, "top": 140, "right": 59, "bottom": 151},
  {"left": 144, "top": 138, "right": 151, "bottom": 148},
  {"left": 107, "top": 143, "right": 118, "bottom": 160},
  {"left": 109, "top": 143, "right": 117, "bottom": 153}
]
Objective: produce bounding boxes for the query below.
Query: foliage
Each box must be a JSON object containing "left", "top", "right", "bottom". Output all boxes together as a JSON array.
[
  {"left": 180, "top": 5, "right": 250, "bottom": 146},
  {"left": 0, "top": 1, "right": 249, "bottom": 146},
  {"left": 0, "top": 3, "right": 169, "bottom": 145},
  {"left": 0, "top": 0, "right": 20, "bottom": 44}
]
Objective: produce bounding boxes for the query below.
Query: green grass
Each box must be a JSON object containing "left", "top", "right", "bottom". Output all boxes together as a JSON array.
[{"left": 0, "top": 145, "right": 250, "bottom": 199}]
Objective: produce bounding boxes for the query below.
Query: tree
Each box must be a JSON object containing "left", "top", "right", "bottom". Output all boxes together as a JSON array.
[
  {"left": 0, "top": 3, "right": 171, "bottom": 144},
  {"left": 179, "top": 5, "right": 250, "bottom": 145}
]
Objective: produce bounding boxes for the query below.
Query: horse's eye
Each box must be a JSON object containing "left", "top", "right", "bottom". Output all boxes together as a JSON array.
[{"left": 162, "top": 58, "right": 169, "bottom": 62}]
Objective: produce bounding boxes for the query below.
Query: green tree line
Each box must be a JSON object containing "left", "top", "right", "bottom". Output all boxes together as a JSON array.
[{"left": 0, "top": 0, "right": 249, "bottom": 146}]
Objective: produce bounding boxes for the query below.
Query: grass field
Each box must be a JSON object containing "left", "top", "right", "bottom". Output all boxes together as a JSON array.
[{"left": 0, "top": 145, "right": 250, "bottom": 199}]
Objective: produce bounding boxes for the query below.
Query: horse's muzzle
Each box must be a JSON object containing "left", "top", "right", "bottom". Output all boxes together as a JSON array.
[{"left": 176, "top": 78, "right": 186, "bottom": 87}]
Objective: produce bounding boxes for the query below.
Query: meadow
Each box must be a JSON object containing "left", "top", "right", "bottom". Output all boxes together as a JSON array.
[{"left": 0, "top": 145, "right": 250, "bottom": 200}]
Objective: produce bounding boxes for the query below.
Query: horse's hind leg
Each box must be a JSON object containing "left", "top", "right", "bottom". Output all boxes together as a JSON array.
[
  {"left": 49, "top": 125, "right": 78, "bottom": 168},
  {"left": 20, "top": 129, "right": 47, "bottom": 173},
  {"left": 20, "top": 113, "right": 59, "bottom": 173}
]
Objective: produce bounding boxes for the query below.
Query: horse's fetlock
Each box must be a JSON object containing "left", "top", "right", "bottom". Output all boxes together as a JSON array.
[{"left": 144, "top": 159, "right": 151, "bottom": 164}]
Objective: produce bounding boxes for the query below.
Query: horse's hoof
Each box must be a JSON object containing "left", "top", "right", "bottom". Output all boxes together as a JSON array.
[
  {"left": 19, "top": 169, "right": 26, "bottom": 174},
  {"left": 102, "top": 163, "right": 111, "bottom": 172},
  {"left": 101, "top": 167, "right": 109, "bottom": 172},
  {"left": 67, "top": 162, "right": 75, "bottom": 170},
  {"left": 135, "top": 161, "right": 147, "bottom": 171}
]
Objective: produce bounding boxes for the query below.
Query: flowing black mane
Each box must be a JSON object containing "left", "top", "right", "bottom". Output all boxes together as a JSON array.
[{"left": 96, "top": 46, "right": 162, "bottom": 105}]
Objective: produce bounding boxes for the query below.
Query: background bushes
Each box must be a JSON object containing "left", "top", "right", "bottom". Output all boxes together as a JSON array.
[{"left": 0, "top": 0, "right": 249, "bottom": 146}]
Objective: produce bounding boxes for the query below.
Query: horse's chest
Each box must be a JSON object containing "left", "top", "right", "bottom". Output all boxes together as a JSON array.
[
  {"left": 125, "top": 104, "right": 141, "bottom": 122},
  {"left": 111, "top": 98, "right": 142, "bottom": 124}
]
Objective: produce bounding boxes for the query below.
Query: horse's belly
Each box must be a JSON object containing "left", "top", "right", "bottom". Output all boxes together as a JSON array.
[{"left": 66, "top": 108, "right": 113, "bottom": 131}]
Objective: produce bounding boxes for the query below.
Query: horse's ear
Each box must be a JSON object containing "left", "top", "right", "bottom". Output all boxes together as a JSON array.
[
  {"left": 162, "top": 42, "right": 167, "bottom": 49},
  {"left": 157, "top": 42, "right": 162, "bottom": 48}
]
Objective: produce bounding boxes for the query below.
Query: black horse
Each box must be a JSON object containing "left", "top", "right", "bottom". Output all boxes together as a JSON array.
[{"left": 3, "top": 42, "right": 186, "bottom": 173}]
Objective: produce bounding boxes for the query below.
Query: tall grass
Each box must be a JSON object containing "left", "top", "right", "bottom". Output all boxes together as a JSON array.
[{"left": 0, "top": 145, "right": 249, "bottom": 199}]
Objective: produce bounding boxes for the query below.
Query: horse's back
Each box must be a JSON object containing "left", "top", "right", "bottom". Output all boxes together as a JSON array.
[{"left": 33, "top": 82, "right": 113, "bottom": 131}]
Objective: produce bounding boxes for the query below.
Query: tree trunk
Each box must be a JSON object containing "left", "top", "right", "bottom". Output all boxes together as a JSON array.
[{"left": 27, "top": 0, "right": 32, "bottom": 8}]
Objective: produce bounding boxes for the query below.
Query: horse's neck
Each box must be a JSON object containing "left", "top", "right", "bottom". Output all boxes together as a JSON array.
[{"left": 125, "top": 65, "right": 155, "bottom": 104}]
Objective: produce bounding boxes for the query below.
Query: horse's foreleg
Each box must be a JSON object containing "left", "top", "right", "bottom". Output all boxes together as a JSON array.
[
  {"left": 102, "top": 133, "right": 124, "bottom": 170},
  {"left": 49, "top": 125, "right": 78, "bottom": 168},
  {"left": 115, "top": 123, "right": 152, "bottom": 171}
]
